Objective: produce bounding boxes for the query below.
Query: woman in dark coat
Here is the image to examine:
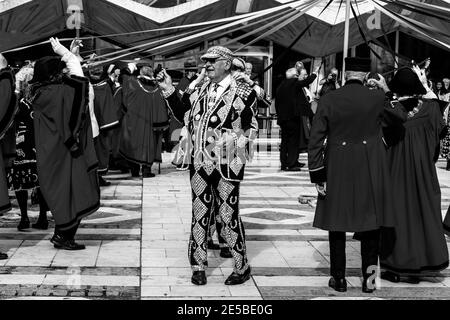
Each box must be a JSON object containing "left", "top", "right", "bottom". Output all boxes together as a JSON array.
[
  {"left": 378, "top": 67, "right": 449, "bottom": 282},
  {"left": 9, "top": 65, "right": 49, "bottom": 230}
]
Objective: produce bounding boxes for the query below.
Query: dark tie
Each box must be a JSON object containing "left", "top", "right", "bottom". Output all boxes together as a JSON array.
[{"left": 209, "top": 83, "right": 219, "bottom": 107}]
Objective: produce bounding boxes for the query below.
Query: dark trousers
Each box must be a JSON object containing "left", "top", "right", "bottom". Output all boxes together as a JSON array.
[
  {"left": 188, "top": 167, "right": 249, "bottom": 274},
  {"left": 94, "top": 131, "right": 112, "bottom": 174},
  {"left": 329, "top": 230, "right": 380, "bottom": 279},
  {"left": 279, "top": 118, "right": 301, "bottom": 168}
]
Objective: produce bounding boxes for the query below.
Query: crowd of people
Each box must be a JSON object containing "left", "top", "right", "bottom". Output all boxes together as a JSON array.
[{"left": 0, "top": 38, "right": 449, "bottom": 291}]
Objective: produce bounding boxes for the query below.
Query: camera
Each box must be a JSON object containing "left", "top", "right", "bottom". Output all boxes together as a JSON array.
[
  {"left": 154, "top": 64, "right": 163, "bottom": 81},
  {"left": 329, "top": 73, "right": 337, "bottom": 82}
]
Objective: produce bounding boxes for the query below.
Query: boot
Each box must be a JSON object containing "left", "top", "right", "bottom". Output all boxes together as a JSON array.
[
  {"left": 17, "top": 218, "right": 30, "bottom": 231},
  {"left": 142, "top": 166, "right": 155, "bottom": 178}
]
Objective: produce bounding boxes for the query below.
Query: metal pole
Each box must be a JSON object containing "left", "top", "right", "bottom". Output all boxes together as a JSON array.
[
  {"left": 394, "top": 30, "right": 399, "bottom": 68},
  {"left": 342, "top": 0, "right": 351, "bottom": 84},
  {"left": 268, "top": 40, "right": 273, "bottom": 101}
]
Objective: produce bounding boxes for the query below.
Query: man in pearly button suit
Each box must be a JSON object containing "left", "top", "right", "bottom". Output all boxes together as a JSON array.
[{"left": 157, "top": 46, "right": 258, "bottom": 286}]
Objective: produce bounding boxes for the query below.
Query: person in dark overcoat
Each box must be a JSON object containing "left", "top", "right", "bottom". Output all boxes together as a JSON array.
[
  {"left": 276, "top": 67, "right": 317, "bottom": 171},
  {"left": 308, "top": 57, "right": 406, "bottom": 293}
]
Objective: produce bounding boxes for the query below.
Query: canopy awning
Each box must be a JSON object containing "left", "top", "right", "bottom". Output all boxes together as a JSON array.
[{"left": 0, "top": 0, "right": 448, "bottom": 57}]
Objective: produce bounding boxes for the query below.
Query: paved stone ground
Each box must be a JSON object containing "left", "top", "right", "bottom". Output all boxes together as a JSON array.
[{"left": 0, "top": 129, "right": 449, "bottom": 300}]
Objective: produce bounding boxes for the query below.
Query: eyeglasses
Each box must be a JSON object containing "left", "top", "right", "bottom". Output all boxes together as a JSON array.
[{"left": 203, "top": 58, "right": 228, "bottom": 64}]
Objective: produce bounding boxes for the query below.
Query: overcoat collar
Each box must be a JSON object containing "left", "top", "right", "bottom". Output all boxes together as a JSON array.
[{"left": 344, "top": 79, "right": 364, "bottom": 86}]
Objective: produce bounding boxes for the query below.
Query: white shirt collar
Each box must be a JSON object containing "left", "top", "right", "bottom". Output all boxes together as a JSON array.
[{"left": 213, "top": 74, "right": 232, "bottom": 89}]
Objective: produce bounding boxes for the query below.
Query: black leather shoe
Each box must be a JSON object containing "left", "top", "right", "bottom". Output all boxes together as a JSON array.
[
  {"left": 32, "top": 219, "right": 48, "bottom": 230},
  {"left": 281, "top": 166, "right": 301, "bottom": 172},
  {"left": 207, "top": 240, "right": 220, "bottom": 250},
  {"left": 225, "top": 266, "right": 251, "bottom": 285},
  {"left": 380, "top": 271, "right": 400, "bottom": 283},
  {"left": 362, "top": 277, "right": 376, "bottom": 293},
  {"left": 407, "top": 276, "right": 421, "bottom": 284},
  {"left": 17, "top": 219, "right": 30, "bottom": 231},
  {"left": 51, "top": 235, "right": 86, "bottom": 250},
  {"left": 328, "top": 277, "right": 347, "bottom": 292},
  {"left": 99, "top": 176, "right": 111, "bottom": 187},
  {"left": 293, "top": 161, "right": 306, "bottom": 168},
  {"left": 220, "top": 248, "right": 233, "bottom": 259},
  {"left": 0, "top": 252, "right": 8, "bottom": 260},
  {"left": 191, "top": 271, "right": 207, "bottom": 285}
]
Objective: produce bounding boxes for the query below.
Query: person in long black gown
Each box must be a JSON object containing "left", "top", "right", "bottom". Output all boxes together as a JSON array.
[{"left": 373, "top": 67, "right": 449, "bottom": 283}]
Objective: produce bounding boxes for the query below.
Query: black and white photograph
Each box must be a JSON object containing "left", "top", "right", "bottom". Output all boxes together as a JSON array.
[{"left": 0, "top": 0, "right": 450, "bottom": 309}]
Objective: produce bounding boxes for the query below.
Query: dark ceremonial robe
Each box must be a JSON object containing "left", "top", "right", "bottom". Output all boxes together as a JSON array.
[
  {"left": 308, "top": 80, "right": 406, "bottom": 232},
  {"left": 380, "top": 99, "right": 449, "bottom": 273},
  {"left": 166, "top": 77, "right": 258, "bottom": 182},
  {"left": 119, "top": 75, "right": 169, "bottom": 165},
  {"left": 110, "top": 85, "right": 126, "bottom": 159},
  {"left": 32, "top": 75, "right": 100, "bottom": 230},
  {"left": 92, "top": 79, "right": 120, "bottom": 172},
  {"left": 0, "top": 67, "right": 18, "bottom": 214},
  {"left": 92, "top": 80, "right": 120, "bottom": 131}
]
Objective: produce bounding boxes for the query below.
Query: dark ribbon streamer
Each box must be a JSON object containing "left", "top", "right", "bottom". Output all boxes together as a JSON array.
[
  {"left": 260, "top": 21, "right": 315, "bottom": 76},
  {"left": 372, "top": 0, "right": 450, "bottom": 44},
  {"left": 349, "top": 2, "right": 382, "bottom": 60},
  {"left": 354, "top": 0, "right": 398, "bottom": 65},
  {"left": 377, "top": 0, "right": 450, "bottom": 21}
]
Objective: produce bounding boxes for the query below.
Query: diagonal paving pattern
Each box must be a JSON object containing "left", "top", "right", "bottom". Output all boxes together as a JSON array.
[
  {"left": 0, "top": 176, "right": 142, "bottom": 299},
  {"left": 140, "top": 132, "right": 450, "bottom": 300},
  {"left": 0, "top": 130, "right": 449, "bottom": 299}
]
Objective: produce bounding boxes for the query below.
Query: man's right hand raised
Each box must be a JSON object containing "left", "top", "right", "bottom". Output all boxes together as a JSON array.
[{"left": 156, "top": 69, "right": 174, "bottom": 92}]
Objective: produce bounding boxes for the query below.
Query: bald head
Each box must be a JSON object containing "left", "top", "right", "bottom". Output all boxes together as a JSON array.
[
  {"left": 286, "top": 67, "right": 298, "bottom": 79},
  {"left": 0, "top": 54, "right": 7, "bottom": 70}
]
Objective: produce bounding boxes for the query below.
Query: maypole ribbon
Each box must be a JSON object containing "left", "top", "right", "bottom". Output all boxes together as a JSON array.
[
  {"left": 88, "top": 0, "right": 310, "bottom": 67},
  {"left": 368, "top": 0, "right": 450, "bottom": 50},
  {"left": 223, "top": 0, "right": 317, "bottom": 49},
  {"left": 148, "top": 4, "right": 300, "bottom": 58},
  {"left": 84, "top": 23, "right": 216, "bottom": 64},
  {"left": 233, "top": 0, "right": 321, "bottom": 52},
  {"left": 1, "top": 0, "right": 302, "bottom": 54}
]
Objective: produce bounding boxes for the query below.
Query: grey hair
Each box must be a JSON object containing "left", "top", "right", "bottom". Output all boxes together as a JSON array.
[{"left": 345, "top": 71, "right": 366, "bottom": 82}]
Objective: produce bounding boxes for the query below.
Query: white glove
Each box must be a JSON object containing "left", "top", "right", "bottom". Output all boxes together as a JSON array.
[{"left": 50, "top": 37, "right": 70, "bottom": 57}]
